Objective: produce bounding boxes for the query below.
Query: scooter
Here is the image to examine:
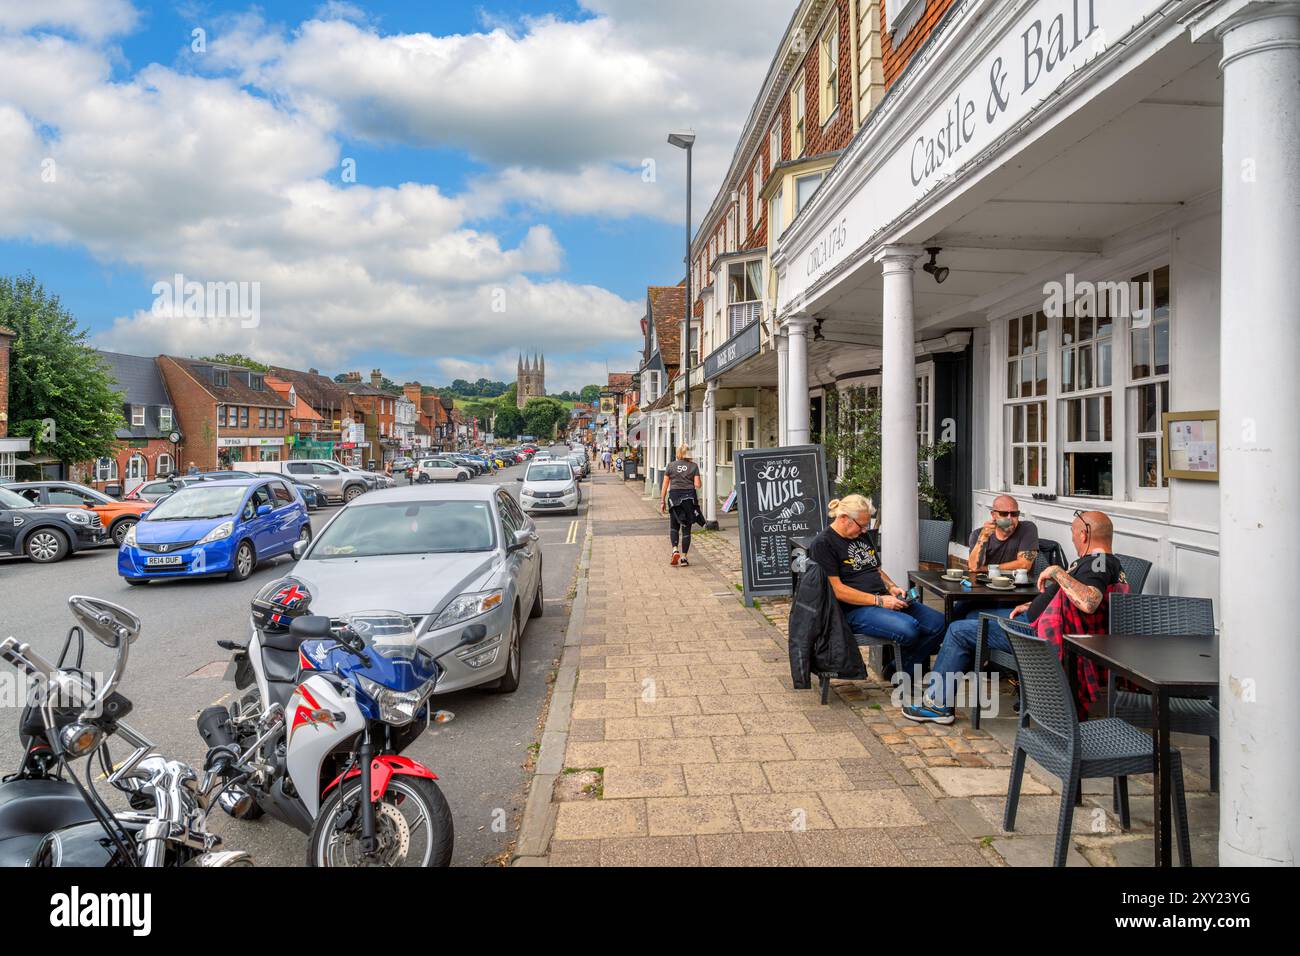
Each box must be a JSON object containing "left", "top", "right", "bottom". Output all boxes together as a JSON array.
[
  {"left": 201, "top": 588, "right": 459, "bottom": 866},
  {"left": 0, "top": 596, "right": 249, "bottom": 867}
]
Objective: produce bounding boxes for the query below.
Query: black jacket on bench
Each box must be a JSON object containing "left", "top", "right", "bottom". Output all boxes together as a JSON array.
[{"left": 788, "top": 561, "right": 868, "bottom": 689}]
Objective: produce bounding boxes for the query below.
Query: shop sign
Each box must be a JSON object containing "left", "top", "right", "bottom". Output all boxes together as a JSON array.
[
  {"left": 734, "top": 445, "right": 830, "bottom": 604},
  {"left": 704, "top": 321, "right": 762, "bottom": 380}
]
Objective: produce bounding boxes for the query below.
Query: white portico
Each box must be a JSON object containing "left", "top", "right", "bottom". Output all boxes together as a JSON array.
[{"left": 771, "top": 0, "right": 1300, "bottom": 865}]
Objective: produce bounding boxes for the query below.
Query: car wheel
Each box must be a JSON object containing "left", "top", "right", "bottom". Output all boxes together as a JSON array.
[
  {"left": 456, "top": 473, "right": 468, "bottom": 482},
  {"left": 227, "top": 540, "right": 256, "bottom": 582},
  {"left": 25, "top": 528, "right": 68, "bottom": 563},
  {"left": 111, "top": 518, "right": 138, "bottom": 547},
  {"left": 344, "top": 485, "right": 364, "bottom": 503},
  {"left": 296, "top": 525, "right": 312, "bottom": 551},
  {"left": 529, "top": 567, "right": 544, "bottom": 619},
  {"left": 417, "top": 474, "right": 430, "bottom": 484},
  {"left": 490, "top": 611, "right": 522, "bottom": 694}
]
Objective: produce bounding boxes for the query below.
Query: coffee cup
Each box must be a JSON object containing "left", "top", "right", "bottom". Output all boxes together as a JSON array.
[
  {"left": 988, "top": 564, "right": 1001, "bottom": 579},
  {"left": 1014, "top": 569, "right": 1030, "bottom": 585}
]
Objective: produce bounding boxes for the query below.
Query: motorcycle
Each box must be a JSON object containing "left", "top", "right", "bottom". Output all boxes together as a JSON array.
[
  {"left": 0, "top": 595, "right": 250, "bottom": 867},
  {"left": 201, "top": 587, "right": 458, "bottom": 866}
]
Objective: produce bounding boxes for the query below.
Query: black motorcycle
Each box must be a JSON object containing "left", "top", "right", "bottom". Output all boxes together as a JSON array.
[{"left": 0, "top": 596, "right": 251, "bottom": 867}]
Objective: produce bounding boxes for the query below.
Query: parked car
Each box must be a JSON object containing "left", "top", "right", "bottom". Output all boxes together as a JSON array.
[
  {"left": 127, "top": 475, "right": 209, "bottom": 503},
  {"left": 517, "top": 461, "right": 580, "bottom": 516},
  {"left": 287, "top": 478, "right": 325, "bottom": 510},
  {"left": 565, "top": 454, "right": 588, "bottom": 479},
  {"left": 2, "top": 480, "right": 153, "bottom": 547},
  {"left": 279, "top": 483, "right": 542, "bottom": 694},
  {"left": 0, "top": 485, "right": 108, "bottom": 563},
  {"left": 415, "top": 458, "right": 472, "bottom": 483},
  {"left": 244, "top": 459, "right": 371, "bottom": 504},
  {"left": 118, "top": 477, "right": 311, "bottom": 585},
  {"left": 391, "top": 457, "right": 416, "bottom": 472}
]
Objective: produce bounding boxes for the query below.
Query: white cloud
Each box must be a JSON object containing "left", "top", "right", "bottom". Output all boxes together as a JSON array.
[{"left": 0, "top": 0, "right": 138, "bottom": 41}]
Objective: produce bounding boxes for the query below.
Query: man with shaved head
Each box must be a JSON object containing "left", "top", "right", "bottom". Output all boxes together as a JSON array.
[
  {"left": 904, "top": 509, "right": 1127, "bottom": 724},
  {"left": 966, "top": 494, "right": 1038, "bottom": 574}
]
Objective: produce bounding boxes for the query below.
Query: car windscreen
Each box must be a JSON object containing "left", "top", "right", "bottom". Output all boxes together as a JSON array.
[
  {"left": 310, "top": 500, "right": 496, "bottom": 559},
  {"left": 526, "top": 464, "right": 571, "bottom": 482},
  {"left": 145, "top": 485, "right": 247, "bottom": 520},
  {"left": 0, "top": 487, "right": 36, "bottom": 509}
]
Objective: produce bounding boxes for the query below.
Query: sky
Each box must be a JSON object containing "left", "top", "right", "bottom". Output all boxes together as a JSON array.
[{"left": 0, "top": 0, "right": 794, "bottom": 393}]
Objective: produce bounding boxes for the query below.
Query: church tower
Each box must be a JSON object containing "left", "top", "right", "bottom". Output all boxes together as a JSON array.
[{"left": 516, "top": 353, "right": 545, "bottom": 409}]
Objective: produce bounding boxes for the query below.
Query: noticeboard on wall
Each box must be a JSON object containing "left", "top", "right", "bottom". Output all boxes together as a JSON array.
[{"left": 1163, "top": 411, "right": 1219, "bottom": 481}]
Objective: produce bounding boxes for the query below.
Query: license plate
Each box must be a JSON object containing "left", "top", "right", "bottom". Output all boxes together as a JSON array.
[
  {"left": 146, "top": 555, "right": 184, "bottom": 566},
  {"left": 534, "top": 501, "right": 562, "bottom": 508}
]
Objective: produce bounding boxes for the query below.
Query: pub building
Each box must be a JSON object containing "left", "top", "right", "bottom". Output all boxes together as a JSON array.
[{"left": 761, "top": 0, "right": 1298, "bottom": 865}]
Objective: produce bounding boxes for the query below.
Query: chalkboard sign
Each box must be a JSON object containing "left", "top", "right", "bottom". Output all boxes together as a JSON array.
[{"left": 733, "top": 445, "right": 830, "bottom": 605}]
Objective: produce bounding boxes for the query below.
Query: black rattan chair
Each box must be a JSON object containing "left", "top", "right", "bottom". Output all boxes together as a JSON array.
[
  {"left": 971, "top": 611, "right": 1022, "bottom": 730},
  {"left": 918, "top": 518, "right": 953, "bottom": 567},
  {"left": 1114, "top": 553, "right": 1153, "bottom": 594},
  {"left": 1108, "top": 594, "right": 1219, "bottom": 800},
  {"left": 1002, "top": 619, "right": 1192, "bottom": 867}
]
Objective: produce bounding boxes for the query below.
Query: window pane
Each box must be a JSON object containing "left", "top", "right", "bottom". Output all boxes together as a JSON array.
[
  {"left": 1097, "top": 339, "right": 1112, "bottom": 387},
  {"left": 1079, "top": 345, "right": 1093, "bottom": 390},
  {"left": 1021, "top": 357, "right": 1034, "bottom": 396},
  {"left": 1061, "top": 350, "right": 1074, "bottom": 393},
  {"left": 1007, "top": 361, "right": 1019, "bottom": 399},
  {"left": 1104, "top": 394, "right": 1112, "bottom": 442},
  {"left": 1022, "top": 316, "right": 1035, "bottom": 355},
  {"left": 1035, "top": 355, "right": 1048, "bottom": 396},
  {"left": 1028, "top": 447, "right": 1041, "bottom": 486},
  {"left": 1132, "top": 325, "right": 1151, "bottom": 379},
  {"left": 1140, "top": 384, "right": 1158, "bottom": 433},
  {"left": 1061, "top": 317, "right": 1075, "bottom": 347},
  {"left": 1153, "top": 265, "right": 1170, "bottom": 322},
  {"left": 1068, "top": 400, "right": 1081, "bottom": 443},
  {"left": 1078, "top": 316, "right": 1094, "bottom": 343},
  {"left": 1038, "top": 403, "right": 1047, "bottom": 445},
  {"left": 1085, "top": 396, "right": 1101, "bottom": 442},
  {"left": 1007, "top": 317, "right": 1019, "bottom": 358},
  {"left": 1012, "top": 405, "right": 1024, "bottom": 443},
  {"left": 1096, "top": 311, "right": 1112, "bottom": 339},
  {"left": 1155, "top": 320, "right": 1170, "bottom": 376},
  {"left": 1139, "top": 437, "right": 1159, "bottom": 489},
  {"left": 1027, "top": 404, "right": 1039, "bottom": 443},
  {"left": 1013, "top": 447, "right": 1025, "bottom": 486},
  {"left": 1036, "top": 311, "right": 1048, "bottom": 349}
]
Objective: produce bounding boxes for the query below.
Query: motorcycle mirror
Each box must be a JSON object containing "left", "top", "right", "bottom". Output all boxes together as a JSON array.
[
  {"left": 67, "top": 595, "right": 141, "bottom": 649},
  {"left": 289, "top": 616, "right": 333, "bottom": 641}
]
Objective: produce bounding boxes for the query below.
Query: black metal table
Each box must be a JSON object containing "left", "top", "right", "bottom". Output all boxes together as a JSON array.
[
  {"left": 907, "top": 568, "right": 1038, "bottom": 623},
  {"left": 1062, "top": 632, "right": 1218, "bottom": 868}
]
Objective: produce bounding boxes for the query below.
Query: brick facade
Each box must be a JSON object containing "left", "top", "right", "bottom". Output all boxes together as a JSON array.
[
  {"left": 157, "top": 356, "right": 292, "bottom": 470},
  {"left": 881, "top": 0, "right": 959, "bottom": 89}
]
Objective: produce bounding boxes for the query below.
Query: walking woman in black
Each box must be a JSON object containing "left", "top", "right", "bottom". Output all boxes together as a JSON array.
[{"left": 660, "top": 443, "right": 702, "bottom": 566}]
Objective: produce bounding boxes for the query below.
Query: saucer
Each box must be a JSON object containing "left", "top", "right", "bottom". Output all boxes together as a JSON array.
[
  {"left": 941, "top": 571, "right": 965, "bottom": 582},
  {"left": 986, "top": 578, "right": 1016, "bottom": 590}
]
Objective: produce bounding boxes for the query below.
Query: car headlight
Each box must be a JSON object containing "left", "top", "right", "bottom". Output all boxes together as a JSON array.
[
  {"left": 198, "top": 520, "right": 234, "bottom": 545},
  {"left": 431, "top": 589, "right": 504, "bottom": 629},
  {"left": 356, "top": 674, "right": 437, "bottom": 726},
  {"left": 66, "top": 510, "right": 90, "bottom": 525},
  {"left": 122, "top": 524, "right": 137, "bottom": 547}
]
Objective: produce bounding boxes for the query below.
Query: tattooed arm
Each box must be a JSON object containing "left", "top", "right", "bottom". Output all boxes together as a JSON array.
[{"left": 1037, "top": 565, "right": 1104, "bottom": 614}]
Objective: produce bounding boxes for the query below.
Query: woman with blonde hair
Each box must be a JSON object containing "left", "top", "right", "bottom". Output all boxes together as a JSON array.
[
  {"left": 660, "top": 443, "right": 702, "bottom": 566},
  {"left": 806, "top": 494, "right": 945, "bottom": 687}
]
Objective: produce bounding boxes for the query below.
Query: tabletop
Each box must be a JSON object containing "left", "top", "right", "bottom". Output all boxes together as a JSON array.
[
  {"left": 909, "top": 568, "right": 1038, "bottom": 600},
  {"left": 1062, "top": 632, "right": 1218, "bottom": 690}
]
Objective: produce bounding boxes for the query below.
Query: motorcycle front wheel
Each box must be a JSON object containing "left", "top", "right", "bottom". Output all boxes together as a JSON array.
[{"left": 308, "top": 775, "right": 453, "bottom": 867}]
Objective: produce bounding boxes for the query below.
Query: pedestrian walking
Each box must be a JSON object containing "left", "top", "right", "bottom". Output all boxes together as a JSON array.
[
  {"left": 660, "top": 444, "right": 702, "bottom": 566},
  {"left": 602, "top": 448, "right": 612, "bottom": 472}
]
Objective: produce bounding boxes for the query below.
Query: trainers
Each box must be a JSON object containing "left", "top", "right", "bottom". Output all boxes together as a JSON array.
[
  {"left": 670, "top": 550, "right": 680, "bottom": 566},
  {"left": 902, "top": 701, "right": 955, "bottom": 725},
  {"left": 679, "top": 555, "right": 689, "bottom": 566}
]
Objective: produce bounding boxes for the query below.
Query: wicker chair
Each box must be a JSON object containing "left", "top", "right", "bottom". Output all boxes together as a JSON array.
[
  {"left": 918, "top": 518, "right": 953, "bottom": 567},
  {"left": 970, "top": 612, "right": 1022, "bottom": 729},
  {"left": 1002, "top": 619, "right": 1192, "bottom": 867},
  {"left": 1108, "top": 594, "right": 1219, "bottom": 802},
  {"left": 1114, "top": 553, "right": 1154, "bottom": 594},
  {"left": 1033, "top": 538, "right": 1066, "bottom": 575}
]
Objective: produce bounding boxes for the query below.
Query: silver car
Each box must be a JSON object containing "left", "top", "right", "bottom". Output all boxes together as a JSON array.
[{"left": 280, "top": 484, "right": 542, "bottom": 694}]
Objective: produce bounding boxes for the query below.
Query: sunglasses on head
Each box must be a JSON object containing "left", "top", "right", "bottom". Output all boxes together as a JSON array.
[{"left": 1073, "top": 509, "right": 1092, "bottom": 536}]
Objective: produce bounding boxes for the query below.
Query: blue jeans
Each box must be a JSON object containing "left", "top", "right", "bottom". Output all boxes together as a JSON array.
[
  {"left": 951, "top": 603, "right": 1015, "bottom": 622},
  {"left": 928, "top": 616, "right": 1016, "bottom": 706},
  {"left": 843, "top": 601, "right": 947, "bottom": 677}
]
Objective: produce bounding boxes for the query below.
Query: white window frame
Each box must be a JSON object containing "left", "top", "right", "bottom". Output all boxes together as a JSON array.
[
  {"left": 131, "top": 405, "right": 145, "bottom": 427},
  {"left": 819, "top": 9, "right": 840, "bottom": 126},
  {"left": 95, "top": 457, "right": 119, "bottom": 483},
  {"left": 795, "top": 171, "right": 825, "bottom": 216},
  {"left": 157, "top": 453, "right": 173, "bottom": 476},
  {"left": 127, "top": 453, "right": 147, "bottom": 482},
  {"left": 769, "top": 123, "right": 781, "bottom": 173},
  {"left": 739, "top": 184, "right": 748, "bottom": 240},
  {"left": 791, "top": 73, "right": 806, "bottom": 157},
  {"left": 916, "top": 361, "right": 936, "bottom": 477},
  {"left": 1003, "top": 311, "right": 1051, "bottom": 493},
  {"left": 885, "top": 0, "right": 927, "bottom": 37},
  {"left": 752, "top": 165, "right": 762, "bottom": 223},
  {"left": 159, "top": 406, "right": 172, "bottom": 432},
  {"left": 1125, "top": 264, "right": 1172, "bottom": 503}
]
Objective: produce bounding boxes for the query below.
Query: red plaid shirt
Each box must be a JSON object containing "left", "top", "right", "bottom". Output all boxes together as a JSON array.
[{"left": 1034, "top": 581, "right": 1130, "bottom": 718}]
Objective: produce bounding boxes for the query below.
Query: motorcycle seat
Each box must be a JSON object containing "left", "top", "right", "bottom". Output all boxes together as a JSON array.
[
  {"left": 261, "top": 628, "right": 309, "bottom": 653},
  {"left": 0, "top": 778, "right": 98, "bottom": 864},
  {"left": 260, "top": 646, "right": 301, "bottom": 684}
]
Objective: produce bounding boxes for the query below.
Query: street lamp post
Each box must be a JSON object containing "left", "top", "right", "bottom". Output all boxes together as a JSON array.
[{"left": 668, "top": 131, "right": 695, "bottom": 450}]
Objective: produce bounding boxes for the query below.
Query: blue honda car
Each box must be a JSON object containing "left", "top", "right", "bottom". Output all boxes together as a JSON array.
[{"left": 118, "top": 477, "right": 311, "bottom": 585}]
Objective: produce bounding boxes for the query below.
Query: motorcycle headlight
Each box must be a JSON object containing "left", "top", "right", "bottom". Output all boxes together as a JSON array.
[
  {"left": 356, "top": 674, "right": 437, "bottom": 726},
  {"left": 66, "top": 510, "right": 90, "bottom": 525},
  {"left": 431, "top": 589, "right": 504, "bottom": 629},
  {"left": 122, "top": 524, "right": 137, "bottom": 547},
  {"left": 198, "top": 520, "right": 234, "bottom": 545}
]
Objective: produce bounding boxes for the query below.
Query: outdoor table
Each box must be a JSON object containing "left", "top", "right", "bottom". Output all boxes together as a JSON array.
[
  {"left": 907, "top": 568, "right": 1037, "bottom": 623},
  {"left": 1061, "top": 632, "right": 1218, "bottom": 868}
]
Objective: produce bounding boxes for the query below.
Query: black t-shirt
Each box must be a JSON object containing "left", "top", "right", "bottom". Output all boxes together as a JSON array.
[
  {"left": 809, "top": 527, "right": 886, "bottom": 599},
  {"left": 1026, "top": 552, "right": 1126, "bottom": 622},
  {"left": 968, "top": 520, "right": 1039, "bottom": 567}
]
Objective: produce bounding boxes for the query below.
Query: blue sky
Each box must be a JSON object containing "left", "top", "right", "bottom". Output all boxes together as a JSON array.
[{"left": 0, "top": 0, "right": 789, "bottom": 391}]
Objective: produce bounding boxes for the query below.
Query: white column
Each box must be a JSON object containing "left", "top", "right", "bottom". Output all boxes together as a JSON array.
[
  {"left": 776, "top": 332, "right": 790, "bottom": 446},
  {"left": 1193, "top": 0, "right": 1300, "bottom": 867},
  {"left": 784, "top": 317, "right": 814, "bottom": 445},
  {"left": 875, "top": 246, "right": 924, "bottom": 583},
  {"left": 704, "top": 380, "right": 719, "bottom": 527}
]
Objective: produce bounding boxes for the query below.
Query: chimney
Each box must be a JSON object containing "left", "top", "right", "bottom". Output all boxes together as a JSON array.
[
  {"left": 344, "top": 371, "right": 361, "bottom": 384},
  {"left": 0, "top": 326, "right": 14, "bottom": 438},
  {"left": 371, "top": 369, "right": 383, "bottom": 389},
  {"left": 308, "top": 368, "right": 318, "bottom": 375},
  {"left": 404, "top": 382, "right": 423, "bottom": 406}
]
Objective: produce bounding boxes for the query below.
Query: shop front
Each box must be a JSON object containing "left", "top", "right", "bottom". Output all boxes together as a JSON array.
[
  {"left": 771, "top": 0, "right": 1299, "bottom": 865},
  {"left": 217, "top": 436, "right": 285, "bottom": 466}
]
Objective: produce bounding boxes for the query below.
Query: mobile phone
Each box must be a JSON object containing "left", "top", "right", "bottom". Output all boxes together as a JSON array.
[{"left": 906, "top": 586, "right": 921, "bottom": 603}]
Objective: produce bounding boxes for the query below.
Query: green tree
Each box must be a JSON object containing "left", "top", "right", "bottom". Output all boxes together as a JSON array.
[
  {"left": 523, "top": 397, "right": 567, "bottom": 440},
  {"left": 501, "top": 382, "right": 518, "bottom": 408},
  {"left": 0, "top": 274, "right": 125, "bottom": 465},
  {"left": 199, "top": 352, "right": 269, "bottom": 372},
  {"left": 494, "top": 404, "right": 524, "bottom": 439},
  {"left": 579, "top": 384, "right": 601, "bottom": 404}
]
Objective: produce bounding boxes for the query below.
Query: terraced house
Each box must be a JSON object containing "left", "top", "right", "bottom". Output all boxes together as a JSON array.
[
  {"left": 673, "top": 0, "right": 1295, "bottom": 866},
  {"left": 158, "top": 356, "right": 292, "bottom": 470}
]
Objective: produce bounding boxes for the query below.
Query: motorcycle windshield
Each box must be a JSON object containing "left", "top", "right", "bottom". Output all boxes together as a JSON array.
[{"left": 341, "top": 611, "right": 420, "bottom": 660}]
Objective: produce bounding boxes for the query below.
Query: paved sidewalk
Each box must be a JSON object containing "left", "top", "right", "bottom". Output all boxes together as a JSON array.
[{"left": 514, "top": 476, "right": 1219, "bottom": 867}]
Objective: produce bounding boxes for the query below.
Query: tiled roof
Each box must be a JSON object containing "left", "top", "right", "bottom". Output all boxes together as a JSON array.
[
  {"left": 166, "top": 356, "right": 291, "bottom": 408},
  {"left": 647, "top": 286, "right": 684, "bottom": 368},
  {"left": 97, "top": 351, "right": 176, "bottom": 440},
  {"left": 266, "top": 365, "right": 349, "bottom": 412}
]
